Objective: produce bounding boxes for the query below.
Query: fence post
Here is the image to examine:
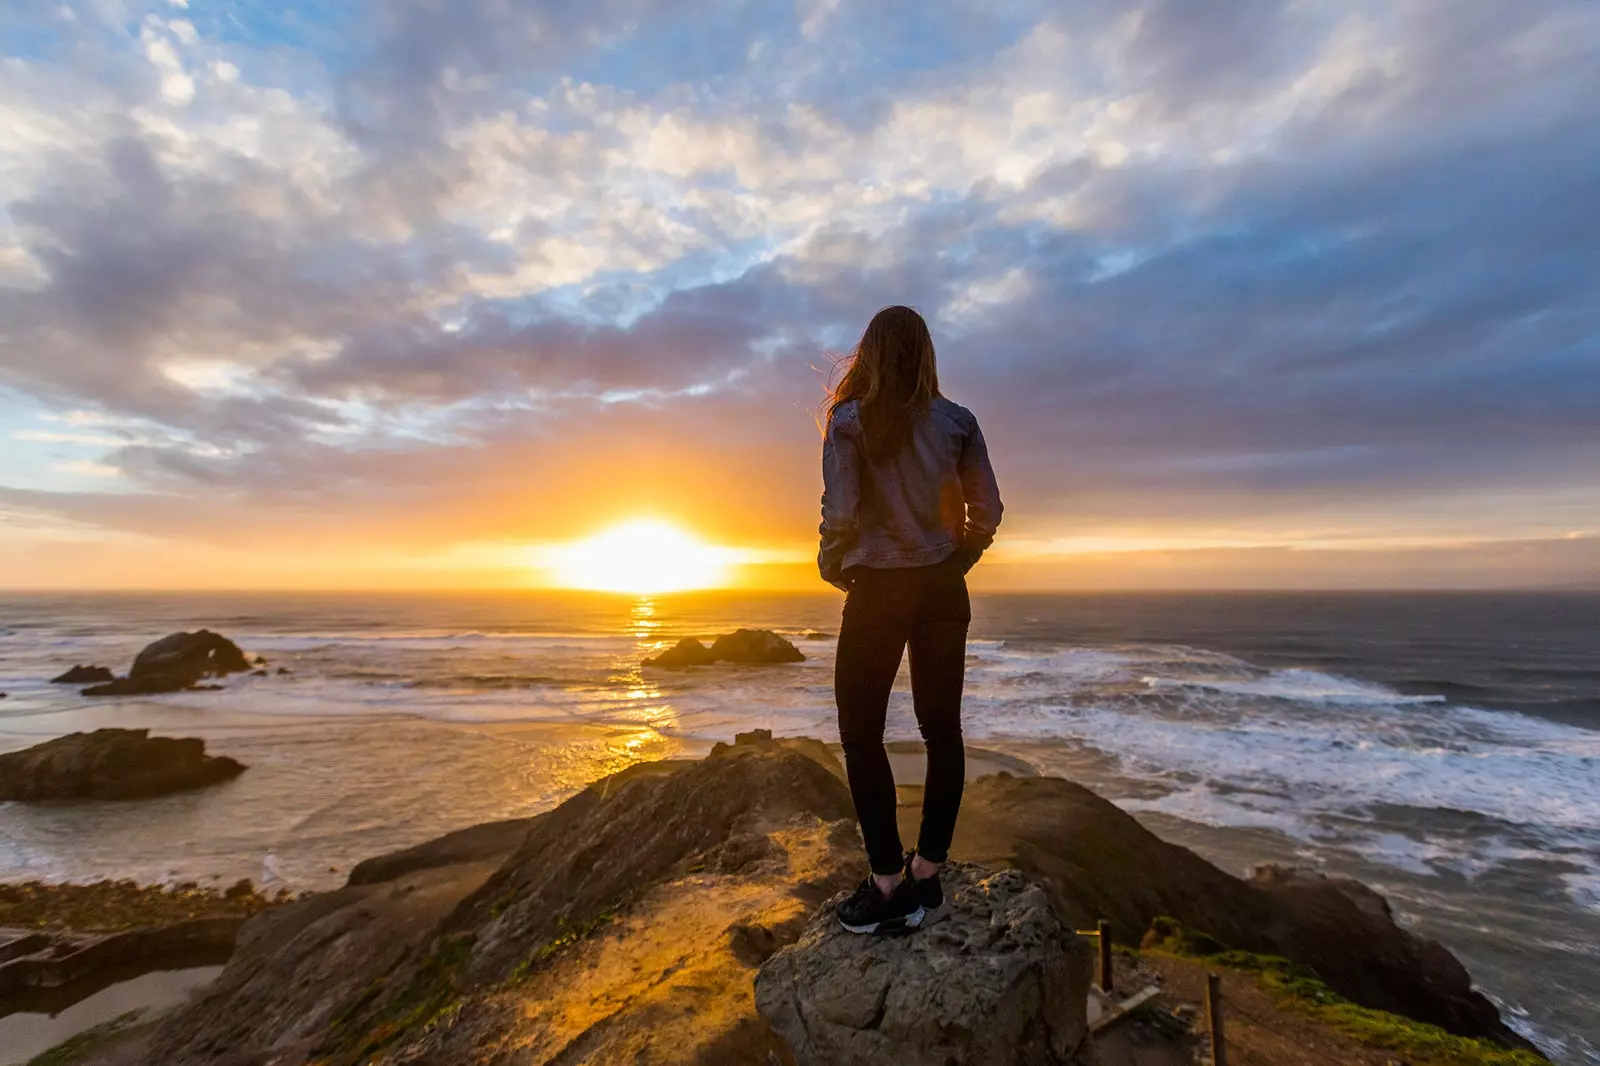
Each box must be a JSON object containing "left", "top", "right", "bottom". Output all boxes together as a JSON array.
[
  {"left": 1097, "top": 918, "right": 1113, "bottom": 993},
  {"left": 1206, "top": 972, "right": 1227, "bottom": 1066}
]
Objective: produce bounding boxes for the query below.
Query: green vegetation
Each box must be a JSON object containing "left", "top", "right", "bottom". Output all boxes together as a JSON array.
[
  {"left": 0, "top": 878, "right": 278, "bottom": 932},
  {"left": 24, "top": 1011, "right": 151, "bottom": 1066},
  {"left": 318, "top": 904, "right": 623, "bottom": 1063},
  {"left": 506, "top": 910, "right": 616, "bottom": 984},
  {"left": 322, "top": 933, "right": 476, "bottom": 1066},
  {"left": 1142, "top": 917, "right": 1546, "bottom": 1066}
]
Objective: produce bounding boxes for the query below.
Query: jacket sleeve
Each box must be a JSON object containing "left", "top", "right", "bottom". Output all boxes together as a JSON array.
[
  {"left": 958, "top": 412, "right": 1003, "bottom": 557},
  {"left": 817, "top": 408, "right": 862, "bottom": 591}
]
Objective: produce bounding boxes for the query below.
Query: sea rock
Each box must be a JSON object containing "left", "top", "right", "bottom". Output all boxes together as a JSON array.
[
  {"left": 0, "top": 728, "right": 246, "bottom": 801},
  {"left": 755, "top": 863, "right": 1092, "bottom": 1066},
  {"left": 710, "top": 628, "right": 805, "bottom": 664},
  {"left": 82, "top": 629, "right": 251, "bottom": 696},
  {"left": 641, "top": 629, "right": 805, "bottom": 669},
  {"left": 50, "top": 665, "right": 115, "bottom": 684},
  {"left": 642, "top": 636, "right": 717, "bottom": 669}
]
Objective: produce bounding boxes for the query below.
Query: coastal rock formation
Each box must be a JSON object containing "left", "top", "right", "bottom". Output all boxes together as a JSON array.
[
  {"left": 50, "top": 664, "right": 115, "bottom": 684},
  {"left": 755, "top": 863, "right": 1092, "bottom": 1065},
  {"left": 932, "top": 771, "right": 1535, "bottom": 1050},
  {"left": 82, "top": 629, "right": 252, "bottom": 696},
  {"left": 642, "top": 628, "right": 805, "bottom": 669},
  {"left": 143, "top": 736, "right": 859, "bottom": 1066},
  {"left": 0, "top": 728, "right": 245, "bottom": 801},
  {"left": 81, "top": 738, "right": 1534, "bottom": 1066}
]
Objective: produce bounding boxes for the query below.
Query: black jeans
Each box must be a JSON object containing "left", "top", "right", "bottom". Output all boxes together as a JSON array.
[{"left": 835, "top": 555, "right": 972, "bottom": 875}]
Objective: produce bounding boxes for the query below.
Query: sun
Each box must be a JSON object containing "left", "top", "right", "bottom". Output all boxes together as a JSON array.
[{"left": 543, "top": 519, "right": 733, "bottom": 593}]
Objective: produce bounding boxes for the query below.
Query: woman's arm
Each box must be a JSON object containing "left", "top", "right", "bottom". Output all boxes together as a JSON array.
[
  {"left": 958, "top": 414, "right": 1003, "bottom": 568},
  {"left": 817, "top": 407, "right": 862, "bottom": 591}
]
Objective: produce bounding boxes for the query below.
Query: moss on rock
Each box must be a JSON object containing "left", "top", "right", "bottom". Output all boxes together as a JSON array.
[{"left": 1142, "top": 917, "right": 1546, "bottom": 1066}]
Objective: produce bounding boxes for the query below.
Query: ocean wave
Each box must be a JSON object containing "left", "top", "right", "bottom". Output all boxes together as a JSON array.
[{"left": 1142, "top": 669, "right": 1449, "bottom": 705}]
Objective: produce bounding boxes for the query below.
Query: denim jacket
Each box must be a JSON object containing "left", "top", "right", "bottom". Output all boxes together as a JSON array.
[{"left": 818, "top": 396, "right": 1003, "bottom": 590}]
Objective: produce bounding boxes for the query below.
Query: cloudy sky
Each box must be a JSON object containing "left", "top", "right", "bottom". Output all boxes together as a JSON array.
[{"left": 1, "top": 0, "right": 1597, "bottom": 589}]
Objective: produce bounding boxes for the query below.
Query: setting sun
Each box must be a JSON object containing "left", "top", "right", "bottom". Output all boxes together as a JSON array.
[{"left": 542, "top": 519, "right": 734, "bottom": 593}]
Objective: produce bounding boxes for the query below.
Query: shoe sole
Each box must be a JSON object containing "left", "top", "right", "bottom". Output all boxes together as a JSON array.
[{"left": 838, "top": 904, "right": 926, "bottom": 935}]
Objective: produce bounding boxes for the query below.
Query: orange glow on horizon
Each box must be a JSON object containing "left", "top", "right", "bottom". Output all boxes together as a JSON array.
[{"left": 537, "top": 519, "right": 737, "bottom": 593}]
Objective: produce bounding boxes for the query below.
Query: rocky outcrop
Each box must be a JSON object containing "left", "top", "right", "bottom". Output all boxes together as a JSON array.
[
  {"left": 108, "top": 739, "right": 1534, "bottom": 1066},
  {"left": 756, "top": 863, "right": 1092, "bottom": 1065},
  {"left": 144, "top": 736, "right": 860, "bottom": 1066},
  {"left": 642, "top": 628, "right": 805, "bottom": 669},
  {"left": 82, "top": 630, "right": 252, "bottom": 696},
  {"left": 50, "top": 664, "right": 115, "bottom": 684},
  {"left": 0, "top": 728, "right": 245, "bottom": 801},
  {"left": 926, "top": 772, "right": 1535, "bottom": 1051}
]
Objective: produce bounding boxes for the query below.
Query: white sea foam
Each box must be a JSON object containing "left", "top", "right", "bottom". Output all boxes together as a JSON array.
[{"left": 1145, "top": 669, "right": 1448, "bottom": 705}]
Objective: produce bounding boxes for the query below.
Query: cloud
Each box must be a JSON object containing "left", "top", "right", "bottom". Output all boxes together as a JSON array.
[{"left": 0, "top": 0, "right": 1597, "bottom": 584}]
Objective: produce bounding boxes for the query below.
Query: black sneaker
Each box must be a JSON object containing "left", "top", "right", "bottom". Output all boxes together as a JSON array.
[
  {"left": 904, "top": 851, "right": 944, "bottom": 911},
  {"left": 836, "top": 877, "right": 926, "bottom": 935}
]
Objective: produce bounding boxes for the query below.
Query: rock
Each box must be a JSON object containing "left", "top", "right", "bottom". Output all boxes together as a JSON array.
[
  {"left": 710, "top": 628, "right": 806, "bottom": 664},
  {"left": 642, "top": 636, "right": 717, "bottom": 669},
  {"left": 756, "top": 863, "right": 1092, "bottom": 1066},
  {"left": 82, "top": 629, "right": 252, "bottom": 696},
  {"left": 275, "top": 667, "right": 291, "bottom": 675},
  {"left": 642, "top": 629, "right": 805, "bottom": 670},
  {"left": 250, "top": 669, "right": 268, "bottom": 677},
  {"left": 0, "top": 728, "right": 246, "bottom": 801},
  {"left": 50, "top": 665, "right": 115, "bottom": 684}
]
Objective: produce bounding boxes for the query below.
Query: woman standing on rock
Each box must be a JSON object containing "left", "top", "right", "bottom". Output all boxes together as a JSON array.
[{"left": 818, "top": 304, "right": 1003, "bottom": 934}]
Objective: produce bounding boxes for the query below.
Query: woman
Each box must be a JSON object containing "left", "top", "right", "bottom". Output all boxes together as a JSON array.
[{"left": 818, "top": 304, "right": 1003, "bottom": 934}]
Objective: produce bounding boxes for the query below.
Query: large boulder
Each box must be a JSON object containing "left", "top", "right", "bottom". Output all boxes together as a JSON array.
[
  {"left": 755, "top": 864, "right": 1092, "bottom": 1066},
  {"left": 82, "top": 630, "right": 251, "bottom": 696},
  {"left": 0, "top": 728, "right": 246, "bottom": 801},
  {"left": 50, "top": 665, "right": 114, "bottom": 684}
]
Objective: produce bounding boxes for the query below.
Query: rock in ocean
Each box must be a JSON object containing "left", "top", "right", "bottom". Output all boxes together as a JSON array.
[
  {"left": 82, "top": 629, "right": 252, "bottom": 696},
  {"left": 0, "top": 728, "right": 246, "bottom": 801},
  {"left": 642, "top": 628, "right": 805, "bottom": 669}
]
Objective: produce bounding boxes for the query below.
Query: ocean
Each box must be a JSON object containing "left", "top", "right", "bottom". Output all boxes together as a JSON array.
[{"left": 1, "top": 590, "right": 1596, "bottom": 1062}]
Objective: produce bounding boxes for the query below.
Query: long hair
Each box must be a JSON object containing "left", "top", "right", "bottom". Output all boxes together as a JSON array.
[{"left": 828, "top": 305, "right": 940, "bottom": 458}]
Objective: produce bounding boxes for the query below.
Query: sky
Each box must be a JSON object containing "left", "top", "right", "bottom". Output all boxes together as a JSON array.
[{"left": 1, "top": 0, "right": 1598, "bottom": 590}]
